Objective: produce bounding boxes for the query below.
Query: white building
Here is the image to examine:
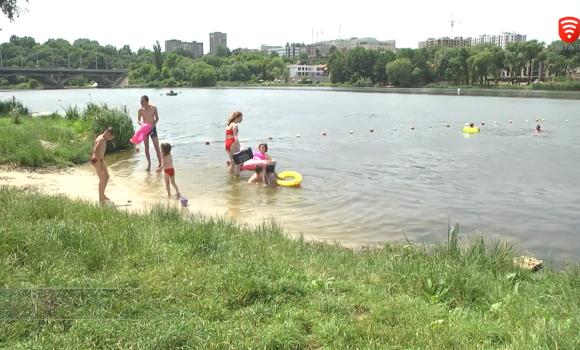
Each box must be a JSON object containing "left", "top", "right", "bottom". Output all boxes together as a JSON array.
[
  {"left": 266, "top": 45, "right": 303, "bottom": 58},
  {"left": 328, "top": 37, "right": 396, "bottom": 51},
  {"left": 471, "top": 32, "right": 527, "bottom": 49},
  {"left": 288, "top": 64, "right": 328, "bottom": 83}
]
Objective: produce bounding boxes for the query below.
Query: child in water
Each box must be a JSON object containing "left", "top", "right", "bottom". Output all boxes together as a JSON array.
[
  {"left": 156, "top": 142, "right": 181, "bottom": 198},
  {"left": 248, "top": 164, "right": 264, "bottom": 184},
  {"left": 264, "top": 163, "right": 283, "bottom": 187}
]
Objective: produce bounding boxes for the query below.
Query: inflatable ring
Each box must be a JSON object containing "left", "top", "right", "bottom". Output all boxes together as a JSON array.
[
  {"left": 462, "top": 127, "right": 480, "bottom": 133},
  {"left": 277, "top": 171, "right": 302, "bottom": 187}
]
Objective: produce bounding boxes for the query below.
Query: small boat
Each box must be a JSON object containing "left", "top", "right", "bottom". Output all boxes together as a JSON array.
[{"left": 166, "top": 92, "right": 178, "bottom": 96}]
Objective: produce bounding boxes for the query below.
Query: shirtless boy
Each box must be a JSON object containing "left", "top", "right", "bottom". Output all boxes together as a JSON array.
[
  {"left": 137, "top": 95, "right": 162, "bottom": 170},
  {"left": 91, "top": 127, "right": 115, "bottom": 203}
]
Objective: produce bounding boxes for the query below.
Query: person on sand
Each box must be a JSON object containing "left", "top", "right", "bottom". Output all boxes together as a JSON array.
[
  {"left": 247, "top": 164, "right": 265, "bottom": 184},
  {"left": 156, "top": 142, "right": 181, "bottom": 198},
  {"left": 254, "top": 143, "right": 274, "bottom": 162},
  {"left": 225, "top": 111, "right": 244, "bottom": 176},
  {"left": 91, "top": 127, "right": 115, "bottom": 203},
  {"left": 137, "top": 95, "right": 162, "bottom": 171}
]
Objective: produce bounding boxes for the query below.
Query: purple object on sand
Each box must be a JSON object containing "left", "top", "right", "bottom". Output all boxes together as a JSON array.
[{"left": 180, "top": 197, "right": 188, "bottom": 207}]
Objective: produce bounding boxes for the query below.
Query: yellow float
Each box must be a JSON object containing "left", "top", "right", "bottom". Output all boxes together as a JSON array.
[
  {"left": 462, "top": 127, "right": 480, "bottom": 133},
  {"left": 277, "top": 171, "right": 302, "bottom": 188}
]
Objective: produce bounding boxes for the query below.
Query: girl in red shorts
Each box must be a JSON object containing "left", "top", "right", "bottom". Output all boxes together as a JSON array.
[{"left": 157, "top": 142, "right": 181, "bottom": 198}]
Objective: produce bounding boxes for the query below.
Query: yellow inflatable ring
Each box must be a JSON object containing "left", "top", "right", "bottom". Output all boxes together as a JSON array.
[
  {"left": 277, "top": 171, "right": 302, "bottom": 187},
  {"left": 462, "top": 127, "right": 480, "bottom": 133}
]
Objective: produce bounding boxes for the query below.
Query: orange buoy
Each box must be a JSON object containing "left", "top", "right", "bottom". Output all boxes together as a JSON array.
[
  {"left": 205, "top": 141, "right": 210, "bottom": 145},
  {"left": 268, "top": 136, "right": 272, "bottom": 140},
  {"left": 535, "top": 119, "right": 539, "bottom": 122},
  {"left": 481, "top": 122, "right": 485, "bottom": 125},
  {"left": 410, "top": 126, "right": 415, "bottom": 130},
  {"left": 509, "top": 120, "right": 513, "bottom": 123},
  {"left": 446, "top": 124, "right": 450, "bottom": 127},
  {"left": 322, "top": 132, "right": 326, "bottom": 136},
  {"left": 370, "top": 129, "right": 374, "bottom": 132}
]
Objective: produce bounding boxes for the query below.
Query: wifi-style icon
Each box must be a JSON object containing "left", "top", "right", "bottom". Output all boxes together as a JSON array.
[{"left": 559, "top": 17, "right": 580, "bottom": 43}]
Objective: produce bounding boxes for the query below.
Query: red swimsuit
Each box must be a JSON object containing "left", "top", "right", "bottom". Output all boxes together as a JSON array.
[{"left": 225, "top": 128, "right": 235, "bottom": 151}]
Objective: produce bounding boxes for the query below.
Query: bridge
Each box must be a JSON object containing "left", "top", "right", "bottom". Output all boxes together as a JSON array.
[{"left": 0, "top": 67, "right": 130, "bottom": 89}]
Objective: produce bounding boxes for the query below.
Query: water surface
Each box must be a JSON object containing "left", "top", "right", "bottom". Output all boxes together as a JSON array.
[{"left": 12, "top": 87, "right": 580, "bottom": 262}]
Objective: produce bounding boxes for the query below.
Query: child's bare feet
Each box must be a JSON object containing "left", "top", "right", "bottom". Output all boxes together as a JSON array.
[{"left": 176, "top": 192, "right": 181, "bottom": 198}]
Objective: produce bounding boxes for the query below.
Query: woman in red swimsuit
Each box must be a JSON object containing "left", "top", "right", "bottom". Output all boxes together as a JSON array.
[{"left": 225, "top": 111, "right": 243, "bottom": 175}]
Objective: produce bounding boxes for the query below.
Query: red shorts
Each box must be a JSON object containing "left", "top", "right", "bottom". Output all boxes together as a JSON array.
[{"left": 164, "top": 168, "right": 175, "bottom": 176}]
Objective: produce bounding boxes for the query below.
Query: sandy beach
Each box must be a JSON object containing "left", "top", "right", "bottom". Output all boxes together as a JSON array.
[{"left": 0, "top": 166, "right": 169, "bottom": 212}]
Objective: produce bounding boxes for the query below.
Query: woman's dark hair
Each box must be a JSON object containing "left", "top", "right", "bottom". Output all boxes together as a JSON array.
[
  {"left": 265, "top": 163, "right": 275, "bottom": 173},
  {"left": 259, "top": 143, "right": 268, "bottom": 152},
  {"left": 255, "top": 165, "right": 263, "bottom": 173}
]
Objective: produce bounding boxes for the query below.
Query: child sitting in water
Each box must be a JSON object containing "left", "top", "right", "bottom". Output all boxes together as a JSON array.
[
  {"left": 264, "top": 163, "right": 284, "bottom": 187},
  {"left": 156, "top": 142, "right": 181, "bottom": 198},
  {"left": 248, "top": 164, "right": 264, "bottom": 184}
]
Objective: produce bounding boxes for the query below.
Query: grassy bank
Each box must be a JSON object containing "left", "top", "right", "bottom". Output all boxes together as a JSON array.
[
  {"left": 1, "top": 187, "right": 579, "bottom": 348},
  {"left": 0, "top": 100, "right": 134, "bottom": 168}
]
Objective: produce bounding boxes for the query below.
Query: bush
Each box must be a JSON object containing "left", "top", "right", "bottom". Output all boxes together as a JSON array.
[
  {"left": 532, "top": 82, "right": 580, "bottom": 91},
  {"left": 0, "top": 99, "right": 30, "bottom": 115},
  {"left": 80, "top": 102, "right": 135, "bottom": 152},
  {"left": 352, "top": 77, "right": 373, "bottom": 87}
]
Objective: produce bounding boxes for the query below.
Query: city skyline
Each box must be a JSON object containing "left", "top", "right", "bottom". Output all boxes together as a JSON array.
[{"left": 0, "top": 0, "right": 578, "bottom": 51}]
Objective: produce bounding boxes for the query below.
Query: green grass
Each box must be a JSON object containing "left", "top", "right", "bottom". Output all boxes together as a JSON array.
[
  {"left": 0, "top": 113, "right": 92, "bottom": 167},
  {"left": 425, "top": 83, "right": 531, "bottom": 90},
  {"left": 1, "top": 187, "right": 579, "bottom": 349},
  {"left": 531, "top": 82, "right": 580, "bottom": 91},
  {"left": 0, "top": 101, "right": 135, "bottom": 168}
]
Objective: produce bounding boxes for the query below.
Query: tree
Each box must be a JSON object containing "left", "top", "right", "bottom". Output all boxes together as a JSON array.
[
  {"left": 1, "top": 0, "right": 28, "bottom": 30},
  {"left": 153, "top": 40, "right": 163, "bottom": 71},
  {"left": 385, "top": 58, "right": 414, "bottom": 86},
  {"left": 216, "top": 45, "right": 231, "bottom": 57},
  {"left": 521, "top": 40, "right": 545, "bottom": 84}
]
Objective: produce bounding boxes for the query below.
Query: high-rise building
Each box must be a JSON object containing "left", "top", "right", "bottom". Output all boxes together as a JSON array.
[
  {"left": 209, "top": 32, "right": 228, "bottom": 54},
  {"left": 165, "top": 39, "right": 204, "bottom": 59},
  {"left": 418, "top": 37, "right": 472, "bottom": 49},
  {"left": 471, "top": 32, "right": 527, "bottom": 49}
]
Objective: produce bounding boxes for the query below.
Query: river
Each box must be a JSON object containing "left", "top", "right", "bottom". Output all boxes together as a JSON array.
[{"left": 9, "top": 87, "right": 580, "bottom": 262}]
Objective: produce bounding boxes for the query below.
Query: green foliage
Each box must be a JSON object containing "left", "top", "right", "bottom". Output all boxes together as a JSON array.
[
  {"left": 0, "top": 98, "right": 29, "bottom": 115},
  {"left": 2, "top": 35, "right": 579, "bottom": 89},
  {"left": 0, "top": 99, "right": 133, "bottom": 168},
  {"left": 328, "top": 39, "right": 580, "bottom": 87},
  {"left": 2, "top": 187, "right": 580, "bottom": 348},
  {"left": 78, "top": 102, "right": 135, "bottom": 152}
]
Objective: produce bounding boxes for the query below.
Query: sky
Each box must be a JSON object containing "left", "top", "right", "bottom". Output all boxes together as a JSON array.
[{"left": 1, "top": 0, "right": 579, "bottom": 52}]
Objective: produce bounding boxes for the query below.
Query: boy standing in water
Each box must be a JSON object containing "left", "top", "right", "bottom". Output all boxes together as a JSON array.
[
  {"left": 157, "top": 143, "right": 181, "bottom": 198},
  {"left": 91, "top": 127, "right": 115, "bottom": 203},
  {"left": 137, "top": 95, "right": 162, "bottom": 171}
]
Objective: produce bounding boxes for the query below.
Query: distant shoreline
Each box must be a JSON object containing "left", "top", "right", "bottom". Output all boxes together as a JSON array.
[{"left": 4, "top": 84, "right": 580, "bottom": 100}]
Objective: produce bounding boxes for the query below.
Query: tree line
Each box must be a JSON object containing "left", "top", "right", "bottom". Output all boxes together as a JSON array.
[
  {"left": 328, "top": 40, "right": 580, "bottom": 87},
  {"left": 0, "top": 34, "right": 579, "bottom": 88}
]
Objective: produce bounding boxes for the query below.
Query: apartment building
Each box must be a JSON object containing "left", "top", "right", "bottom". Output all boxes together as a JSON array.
[
  {"left": 209, "top": 32, "right": 227, "bottom": 54},
  {"left": 266, "top": 45, "right": 304, "bottom": 58},
  {"left": 471, "top": 32, "right": 527, "bottom": 49},
  {"left": 418, "top": 36, "right": 472, "bottom": 48},
  {"left": 327, "top": 37, "right": 396, "bottom": 52},
  {"left": 165, "top": 39, "right": 204, "bottom": 59},
  {"left": 288, "top": 64, "right": 328, "bottom": 83}
]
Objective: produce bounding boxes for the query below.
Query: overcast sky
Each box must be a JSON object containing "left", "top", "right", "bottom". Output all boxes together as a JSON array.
[{"left": 1, "top": 0, "right": 579, "bottom": 52}]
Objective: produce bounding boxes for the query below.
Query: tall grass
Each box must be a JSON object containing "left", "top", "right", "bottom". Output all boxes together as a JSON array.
[
  {"left": 62, "top": 101, "right": 135, "bottom": 153},
  {"left": 0, "top": 99, "right": 29, "bottom": 115},
  {"left": 1, "top": 100, "right": 134, "bottom": 168},
  {"left": 1, "top": 186, "right": 579, "bottom": 349},
  {"left": 531, "top": 82, "right": 580, "bottom": 91}
]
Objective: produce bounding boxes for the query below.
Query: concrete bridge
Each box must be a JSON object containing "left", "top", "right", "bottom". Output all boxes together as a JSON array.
[{"left": 0, "top": 67, "right": 129, "bottom": 89}]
